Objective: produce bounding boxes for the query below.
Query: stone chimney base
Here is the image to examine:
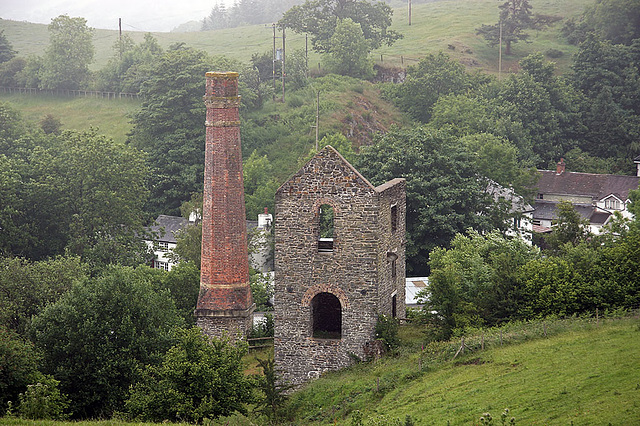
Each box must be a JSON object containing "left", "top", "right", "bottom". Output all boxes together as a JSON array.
[{"left": 195, "top": 305, "right": 255, "bottom": 340}]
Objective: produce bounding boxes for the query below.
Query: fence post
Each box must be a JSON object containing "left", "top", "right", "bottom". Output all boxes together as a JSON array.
[
  {"left": 481, "top": 333, "right": 484, "bottom": 350},
  {"left": 500, "top": 330, "right": 503, "bottom": 346},
  {"left": 596, "top": 308, "right": 599, "bottom": 325}
]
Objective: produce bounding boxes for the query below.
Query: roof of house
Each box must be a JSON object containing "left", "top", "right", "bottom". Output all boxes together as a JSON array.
[
  {"left": 406, "top": 277, "right": 429, "bottom": 306},
  {"left": 537, "top": 170, "right": 639, "bottom": 201},
  {"left": 486, "top": 180, "right": 534, "bottom": 214},
  {"left": 147, "top": 215, "right": 191, "bottom": 243}
]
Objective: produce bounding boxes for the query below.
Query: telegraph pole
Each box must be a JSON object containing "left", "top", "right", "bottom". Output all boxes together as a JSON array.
[
  {"left": 408, "top": 0, "right": 412, "bottom": 26},
  {"left": 272, "top": 24, "right": 276, "bottom": 100},
  {"left": 281, "top": 26, "right": 286, "bottom": 102},
  {"left": 499, "top": 20, "right": 503, "bottom": 79},
  {"left": 119, "top": 18, "right": 122, "bottom": 59}
]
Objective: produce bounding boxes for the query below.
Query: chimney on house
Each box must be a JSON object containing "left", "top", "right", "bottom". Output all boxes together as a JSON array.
[
  {"left": 556, "top": 158, "right": 566, "bottom": 175},
  {"left": 195, "top": 72, "right": 254, "bottom": 339},
  {"left": 634, "top": 154, "right": 640, "bottom": 177}
]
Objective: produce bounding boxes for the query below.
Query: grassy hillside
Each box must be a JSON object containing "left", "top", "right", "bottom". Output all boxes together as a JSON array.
[
  {"left": 0, "top": 93, "right": 139, "bottom": 144},
  {"left": 1, "top": 317, "right": 637, "bottom": 425},
  {"left": 1, "top": 0, "right": 591, "bottom": 73},
  {"left": 287, "top": 317, "right": 640, "bottom": 424}
]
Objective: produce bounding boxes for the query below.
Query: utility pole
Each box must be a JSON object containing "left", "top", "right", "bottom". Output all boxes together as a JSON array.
[
  {"left": 408, "top": 0, "right": 412, "bottom": 26},
  {"left": 498, "top": 20, "right": 503, "bottom": 79},
  {"left": 282, "top": 26, "right": 286, "bottom": 102},
  {"left": 272, "top": 24, "right": 276, "bottom": 100},
  {"left": 119, "top": 18, "right": 122, "bottom": 59},
  {"left": 315, "top": 91, "right": 319, "bottom": 150}
]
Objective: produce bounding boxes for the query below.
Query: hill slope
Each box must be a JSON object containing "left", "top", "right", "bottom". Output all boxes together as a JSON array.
[
  {"left": 1, "top": 0, "right": 591, "bottom": 73},
  {"left": 287, "top": 317, "right": 640, "bottom": 424}
]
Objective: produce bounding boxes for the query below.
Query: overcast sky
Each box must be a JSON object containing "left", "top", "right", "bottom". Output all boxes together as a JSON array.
[{"left": 1, "top": 0, "right": 231, "bottom": 32}]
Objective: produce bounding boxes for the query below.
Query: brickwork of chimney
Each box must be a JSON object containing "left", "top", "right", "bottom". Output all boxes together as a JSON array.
[{"left": 196, "top": 72, "right": 254, "bottom": 338}]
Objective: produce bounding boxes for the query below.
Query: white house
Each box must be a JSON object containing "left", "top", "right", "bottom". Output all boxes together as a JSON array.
[{"left": 532, "top": 158, "right": 640, "bottom": 235}]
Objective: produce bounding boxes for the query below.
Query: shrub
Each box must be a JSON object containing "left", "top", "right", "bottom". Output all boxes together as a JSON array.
[
  {"left": 17, "top": 374, "right": 70, "bottom": 420},
  {"left": 375, "top": 314, "right": 400, "bottom": 350}
]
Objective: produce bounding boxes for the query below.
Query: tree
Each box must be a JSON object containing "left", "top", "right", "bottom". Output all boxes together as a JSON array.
[
  {"left": 425, "top": 230, "right": 539, "bottom": 338},
  {"left": 0, "top": 30, "right": 17, "bottom": 64},
  {"left": 125, "top": 327, "right": 254, "bottom": 423},
  {"left": 581, "top": 0, "right": 640, "bottom": 45},
  {"left": 28, "top": 129, "right": 150, "bottom": 268},
  {"left": 279, "top": 0, "right": 402, "bottom": 54},
  {"left": 382, "top": 53, "right": 474, "bottom": 123},
  {"left": 31, "top": 265, "right": 182, "bottom": 419},
  {"left": 0, "top": 326, "right": 40, "bottom": 415},
  {"left": 323, "top": 18, "right": 374, "bottom": 78},
  {"left": 128, "top": 48, "right": 237, "bottom": 216},
  {"left": 0, "top": 256, "right": 87, "bottom": 335},
  {"left": 355, "top": 126, "right": 494, "bottom": 275},
  {"left": 544, "top": 201, "right": 591, "bottom": 252},
  {"left": 476, "top": 0, "right": 557, "bottom": 55},
  {"left": 39, "top": 15, "right": 94, "bottom": 90}
]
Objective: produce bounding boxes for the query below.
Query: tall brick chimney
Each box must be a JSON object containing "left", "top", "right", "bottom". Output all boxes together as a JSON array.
[{"left": 195, "top": 72, "right": 254, "bottom": 339}]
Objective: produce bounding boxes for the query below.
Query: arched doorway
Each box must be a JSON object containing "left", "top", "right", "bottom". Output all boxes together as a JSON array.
[{"left": 311, "top": 292, "right": 341, "bottom": 339}]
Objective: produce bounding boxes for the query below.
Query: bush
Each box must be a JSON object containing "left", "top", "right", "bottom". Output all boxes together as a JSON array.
[
  {"left": 17, "top": 374, "right": 70, "bottom": 420},
  {"left": 126, "top": 327, "right": 254, "bottom": 423},
  {"left": 545, "top": 48, "right": 564, "bottom": 58},
  {"left": 375, "top": 314, "right": 400, "bottom": 350}
]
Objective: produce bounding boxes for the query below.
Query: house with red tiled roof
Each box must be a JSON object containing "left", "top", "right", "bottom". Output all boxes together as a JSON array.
[{"left": 532, "top": 158, "right": 640, "bottom": 234}]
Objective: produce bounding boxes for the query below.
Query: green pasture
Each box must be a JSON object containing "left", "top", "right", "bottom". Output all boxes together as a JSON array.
[{"left": 1, "top": 0, "right": 591, "bottom": 73}]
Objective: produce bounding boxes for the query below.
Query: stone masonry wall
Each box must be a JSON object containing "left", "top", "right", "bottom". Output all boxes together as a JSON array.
[{"left": 274, "top": 146, "right": 405, "bottom": 387}]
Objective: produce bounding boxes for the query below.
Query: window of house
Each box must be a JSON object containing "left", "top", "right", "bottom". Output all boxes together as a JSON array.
[
  {"left": 318, "top": 204, "right": 334, "bottom": 252},
  {"left": 391, "top": 204, "right": 398, "bottom": 233},
  {"left": 311, "top": 292, "right": 341, "bottom": 339},
  {"left": 532, "top": 219, "right": 541, "bottom": 226},
  {"left": 605, "top": 199, "right": 620, "bottom": 210},
  {"left": 158, "top": 241, "right": 169, "bottom": 251},
  {"left": 154, "top": 260, "right": 169, "bottom": 271},
  {"left": 391, "top": 259, "right": 397, "bottom": 279},
  {"left": 537, "top": 193, "right": 544, "bottom": 199}
]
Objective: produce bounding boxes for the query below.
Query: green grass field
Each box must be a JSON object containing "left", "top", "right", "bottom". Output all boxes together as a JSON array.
[
  {"left": 287, "top": 317, "right": 640, "bottom": 424},
  {"left": 0, "top": 93, "right": 139, "bottom": 144},
  {"left": 1, "top": 317, "right": 638, "bottom": 425},
  {"left": 1, "top": 0, "right": 591, "bottom": 73}
]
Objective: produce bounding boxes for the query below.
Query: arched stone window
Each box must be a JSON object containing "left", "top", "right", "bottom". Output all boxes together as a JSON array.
[
  {"left": 318, "top": 204, "right": 334, "bottom": 252},
  {"left": 311, "top": 292, "right": 341, "bottom": 338}
]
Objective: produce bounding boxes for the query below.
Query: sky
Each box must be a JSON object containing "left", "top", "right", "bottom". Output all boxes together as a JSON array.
[{"left": 0, "top": 0, "right": 231, "bottom": 32}]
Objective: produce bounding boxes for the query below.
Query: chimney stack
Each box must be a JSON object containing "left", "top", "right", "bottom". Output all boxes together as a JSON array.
[
  {"left": 195, "top": 72, "right": 254, "bottom": 339},
  {"left": 556, "top": 158, "right": 566, "bottom": 175}
]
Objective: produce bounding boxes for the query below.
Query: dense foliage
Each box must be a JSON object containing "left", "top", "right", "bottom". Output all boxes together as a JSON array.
[
  {"left": 356, "top": 126, "right": 496, "bottom": 275},
  {"left": 423, "top": 197, "right": 640, "bottom": 339},
  {"left": 30, "top": 266, "right": 182, "bottom": 418},
  {"left": 126, "top": 327, "right": 254, "bottom": 423}
]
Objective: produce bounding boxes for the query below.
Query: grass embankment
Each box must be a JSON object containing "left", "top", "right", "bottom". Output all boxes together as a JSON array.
[
  {"left": 2, "top": 0, "right": 590, "bottom": 73},
  {"left": 1, "top": 317, "right": 638, "bottom": 425},
  {"left": 288, "top": 316, "right": 640, "bottom": 424},
  {"left": 0, "top": 93, "right": 139, "bottom": 144}
]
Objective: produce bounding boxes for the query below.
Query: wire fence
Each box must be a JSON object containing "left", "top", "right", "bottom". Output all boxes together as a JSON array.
[
  {"left": 415, "top": 305, "right": 640, "bottom": 370},
  {"left": 0, "top": 86, "right": 141, "bottom": 99}
]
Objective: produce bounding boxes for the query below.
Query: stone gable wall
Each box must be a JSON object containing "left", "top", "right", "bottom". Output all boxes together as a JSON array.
[{"left": 274, "top": 147, "right": 405, "bottom": 387}]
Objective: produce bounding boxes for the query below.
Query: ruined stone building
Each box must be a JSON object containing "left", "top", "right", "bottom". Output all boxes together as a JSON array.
[{"left": 274, "top": 146, "right": 406, "bottom": 386}]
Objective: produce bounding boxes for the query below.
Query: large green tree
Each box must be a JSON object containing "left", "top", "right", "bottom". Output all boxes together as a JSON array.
[
  {"left": 382, "top": 52, "right": 476, "bottom": 123},
  {"left": 0, "top": 30, "right": 16, "bottom": 64},
  {"left": 31, "top": 266, "right": 182, "bottom": 419},
  {"left": 476, "top": 0, "right": 557, "bottom": 55},
  {"left": 426, "top": 230, "right": 539, "bottom": 338},
  {"left": 125, "top": 327, "right": 254, "bottom": 423},
  {"left": 279, "top": 0, "right": 401, "bottom": 54},
  {"left": 0, "top": 256, "right": 87, "bottom": 335},
  {"left": 28, "top": 129, "right": 150, "bottom": 267},
  {"left": 323, "top": 18, "right": 374, "bottom": 78},
  {"left": 39, "top": 15, "right": 94, "bottom": 90},
  {"left": 356, "top": 126, "right": 495, "bottom": 275},
  {"left": 128, "top": 47, "right": 237, "bottom": 216}
]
